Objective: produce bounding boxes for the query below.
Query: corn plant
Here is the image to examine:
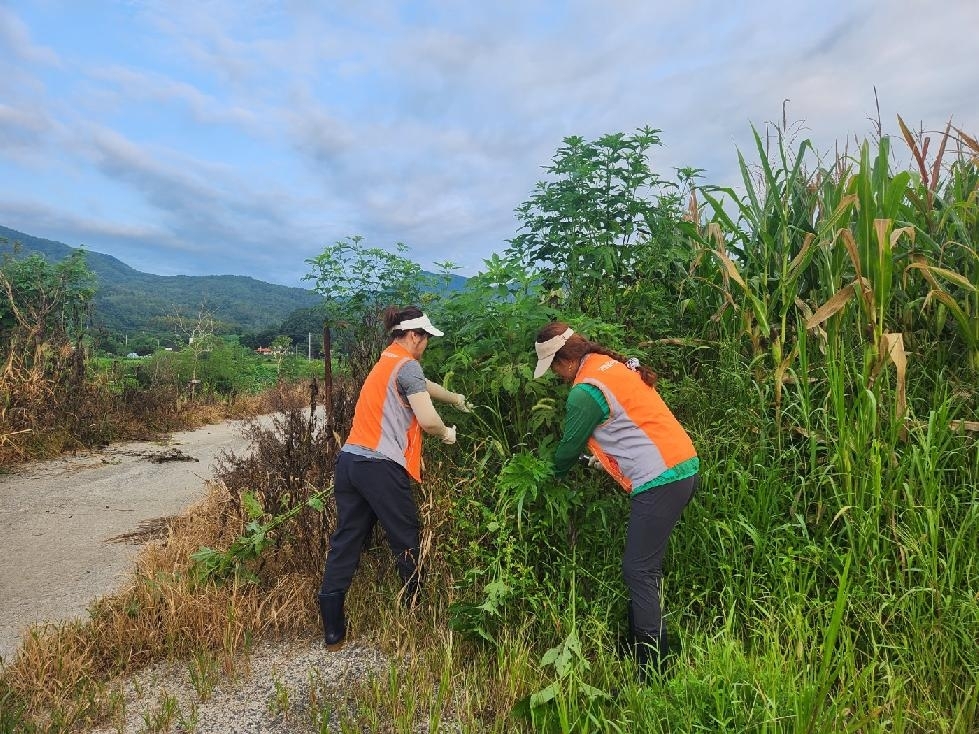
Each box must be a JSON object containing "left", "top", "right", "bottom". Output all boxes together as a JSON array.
[{"left": 693, "top": 126, "right": 853, "bottom": 428}]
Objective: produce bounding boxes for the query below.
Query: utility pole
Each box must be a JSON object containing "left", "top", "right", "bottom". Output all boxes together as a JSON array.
[
  {"left": 308, "top": 332, "right": 312, "bottom": 360},
  {"left": 323, "top": 321, "right": 332, "bottom": 426}
]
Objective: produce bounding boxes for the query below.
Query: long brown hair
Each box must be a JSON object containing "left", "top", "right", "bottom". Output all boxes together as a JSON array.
[{"left": 535, "top": 321, "right": 658, "bottom": 387}]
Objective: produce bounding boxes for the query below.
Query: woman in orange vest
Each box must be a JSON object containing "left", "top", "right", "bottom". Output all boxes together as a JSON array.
[
  {"left": 533, "top": 321, "right": 700, "bottom": 680},
  {"left": 318, "top": 306, "right": 468, "bottom": 650}
]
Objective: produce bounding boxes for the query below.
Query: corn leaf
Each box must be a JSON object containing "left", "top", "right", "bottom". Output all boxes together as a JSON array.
[{"left": 807, "top": 282, "right": 858, "bottom": 329}]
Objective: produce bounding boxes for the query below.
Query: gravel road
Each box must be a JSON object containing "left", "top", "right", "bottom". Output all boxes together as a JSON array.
[
  {"left": 0, "top": 418, "right": 406, "bottom": 732},
  {"left": 0, "top": 419, "right": 257, "bottom": 664}
]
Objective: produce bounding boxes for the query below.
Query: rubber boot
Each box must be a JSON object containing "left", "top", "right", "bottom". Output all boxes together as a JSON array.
[
  {"left": 400, "top": 575, "right": 421, "bottom": 609},
  {"left": 616, "top": 602, "right": 635, "bottom": 659},
  {"left": 396, "top": 553, "right": 422, "bottom": 610},
  {"left": 667, "top": 628, "right": 680, "bottom": 667},
  {"left": 634, "top": 630, "right": 668, "bottom": 683},
  {"left": 318, "top": 591, "right": 346, "bottom": 651}
]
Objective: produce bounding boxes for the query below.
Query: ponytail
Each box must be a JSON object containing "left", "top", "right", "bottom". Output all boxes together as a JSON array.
[{"left": 583, "top": 342, "right": 658, "bottom": 387}]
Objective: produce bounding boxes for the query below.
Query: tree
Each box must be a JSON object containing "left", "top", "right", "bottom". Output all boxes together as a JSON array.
[
  {"left": 271, "top": 334, "right": 293, "bottom": 376},
  {"left": 303, "top": 236, "right": 438, "bottom": 384},
  {"left": 0, "top": 249, "right": 96, "bottom": 374},
  {"left": 165, "top": 303, "right": 218, "bottom": 396},
  {"left": 506, "top": 128, "right": 693, "bottom": 327}
]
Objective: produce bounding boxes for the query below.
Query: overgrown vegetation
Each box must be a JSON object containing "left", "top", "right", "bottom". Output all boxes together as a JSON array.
[
  {"left": 0, "top": 249, "right": 323, "bottom": 466},
  {"left": 2, "top": 117, "right": 977, "bottom": 733}
]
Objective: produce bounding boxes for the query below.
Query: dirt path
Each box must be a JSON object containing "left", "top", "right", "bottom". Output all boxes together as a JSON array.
[{"left": 0, "top": 419, "right": 261, "bottom": 665}]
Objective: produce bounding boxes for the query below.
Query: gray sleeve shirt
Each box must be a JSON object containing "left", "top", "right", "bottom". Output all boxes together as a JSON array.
[{"left": 396, "top": 359, "right": 427, "bottom": 401}]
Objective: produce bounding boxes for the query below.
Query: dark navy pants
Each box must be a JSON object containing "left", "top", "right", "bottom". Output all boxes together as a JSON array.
[
  {"left": 319, "top": 451, "right": 421, "bottom": 596},
  {"left": 623, "top": 473, "right": 699, "bottom": 636}
]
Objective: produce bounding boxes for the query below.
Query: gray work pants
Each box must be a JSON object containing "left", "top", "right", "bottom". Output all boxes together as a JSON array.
[{"left": 622, "top": 473, "right": 699, "bottom": 636}]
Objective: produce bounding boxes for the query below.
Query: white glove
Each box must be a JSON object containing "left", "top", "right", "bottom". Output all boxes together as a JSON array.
[
  {"left": 583, "top": 454, "right": 601, "bottom": 469},
  {"left": 452, "top": 393, "right": 472, "bottom": 413},
  {"left": 441, "top": 425, "right": 457, "bottom": 444}
]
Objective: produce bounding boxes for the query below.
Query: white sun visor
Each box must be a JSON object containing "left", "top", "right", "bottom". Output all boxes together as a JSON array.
[
  {"left": 392, "top": 314, "right": 444, "bottom": 337},
  {"left": 533, "top": 327, "right": 574, "bottom": 378}
]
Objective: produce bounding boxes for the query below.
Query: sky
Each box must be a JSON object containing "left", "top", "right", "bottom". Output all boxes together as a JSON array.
[{"left": 1, "top": 1, "right": 977, "bottom": 289}]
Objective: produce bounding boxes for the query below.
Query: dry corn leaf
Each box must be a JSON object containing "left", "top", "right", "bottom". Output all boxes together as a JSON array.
[
  {"left": 890, "top": 225, "right": 916, "bottom": 249},
  {"left": 838, "top": 229, "right": 864, "bottom": 282},
  {"left": 874, "top": 219, "right": 891, "bottom": 257},
  {"left": 879, "top": 332, "right": 907, "bottom": 422},
  {"left": 907, "top": 259, "right": 977, "bottom": 293},
  {"left": 788, "top": 233, "right": 815, "bottom": 276},
  {"left": 713, "top": 248, "right": 748, "bottom": 290},
  {"left": 807, "top": 281, "right": 859, "bottom": 329}
]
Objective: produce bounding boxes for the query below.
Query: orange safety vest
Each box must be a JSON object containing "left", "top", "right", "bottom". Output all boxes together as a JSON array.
[
  {"left": 574, "top": 353, "right": 697, "bottom": 492},
  {"left": 346, "top": 342, "right": 423, "bottom": 481}
]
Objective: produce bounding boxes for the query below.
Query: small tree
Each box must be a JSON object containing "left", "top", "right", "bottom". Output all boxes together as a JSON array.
[
  {"left": 0, "top": 249, "right": 95, "bottom": 375},
  {"left": 506, "top": 128, "right": 693, "bottom": 328},
  {"left": 166, "top": 303, "right": 218, "bottom": 397},
  {"left": 271, "top": 334, "right": 293, "bottom": 376},
  {"left": 303, "top": 236, "right": 437, "bottom": 385}
]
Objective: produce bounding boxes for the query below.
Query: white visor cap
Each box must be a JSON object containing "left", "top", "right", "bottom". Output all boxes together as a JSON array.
[
  {"left": 533, "top": 328, "right": 574, "bottom": 378},
  {"left": 392, "top": 313, "right": 444, "bottom": 337}
]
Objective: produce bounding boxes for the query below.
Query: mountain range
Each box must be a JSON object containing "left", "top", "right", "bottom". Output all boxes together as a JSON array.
[{"left": 1, "top": 225, "right": 465, "bottom": 337}]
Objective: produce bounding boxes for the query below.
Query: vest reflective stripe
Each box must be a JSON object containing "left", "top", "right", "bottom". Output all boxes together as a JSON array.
[
  {"left": 575, "top": 353, "right": 697, "bottom": 492},
  {"left": 346, "top": 343, "right": 423, "bottom": 481}
]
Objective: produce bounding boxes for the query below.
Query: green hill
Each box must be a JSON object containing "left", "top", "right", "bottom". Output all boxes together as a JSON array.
[{"left": 1, "top": 224, "right": 325, "bottom": 334}]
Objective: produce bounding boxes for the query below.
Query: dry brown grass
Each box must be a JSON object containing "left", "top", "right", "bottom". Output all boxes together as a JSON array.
[
  {"left": 1, "top": 480, "right": 323, "bottom": 729},
  {"left": 0, "top": 328, "right": 297, "bottom": 470},
  {"left": 0, "top": 377, "right": 488, "bottom": 732},
  {"left": 0, "top": 371, "right": 278, "bottom": 470}
]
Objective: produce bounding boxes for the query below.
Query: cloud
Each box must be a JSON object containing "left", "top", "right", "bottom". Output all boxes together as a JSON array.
[
  {"left": 0, "top": 6, "right": 60, "bottom": 67},
  {"left": 0, "top": 104, "right": 55, "bottom": 156},
  {"left": 1, "top": 1, "right": 977, "bottom": 289},
  {"left": 89, "top": 65, "right": 260, "bottom": 130}
]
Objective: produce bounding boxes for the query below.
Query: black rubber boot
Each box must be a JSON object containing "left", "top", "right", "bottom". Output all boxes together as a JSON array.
[
  {"left": 666, "top": 628, "right": 680, "bottom": 668},
  {"left": 616, "top": 602, "right": 635, "bottom": 659},
  {"left": 318, "top": 591, "right": 346, "bottom": 651},
  {"left": 634, "top": 632, "right": 655, "bottom": 684},
  {"left": 634, "top": 630, "right": 670, "bottom": 683},
  {"left": 396, "top": 553, "right": 422, "bottom": 610},
  {"left": 400, "top": 577, "right": 421, "bottom": 609}
]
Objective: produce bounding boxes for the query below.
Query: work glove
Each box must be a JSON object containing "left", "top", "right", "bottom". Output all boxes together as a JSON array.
[
  {"left": 580, "top": 454, "right": 602, "bottom": 470},
  {"left": 442, "top": 425, "right": 457, "bottom": 444},
  {"left": 451, "top": 393, "right": 472, "bottom": 413}
]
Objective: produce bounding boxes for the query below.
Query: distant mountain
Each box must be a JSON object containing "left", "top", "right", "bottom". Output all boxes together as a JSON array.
[
  {"left": 0, "top": 224, "right": 324, "bottom": 334},
  {"left": 1, "top": 225, "right": 469, "bottom": 336}
]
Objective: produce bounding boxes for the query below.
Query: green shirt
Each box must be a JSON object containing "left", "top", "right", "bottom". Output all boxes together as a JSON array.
[{"left": 552, "top": 383, "right": 699, "bottom": 496}]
